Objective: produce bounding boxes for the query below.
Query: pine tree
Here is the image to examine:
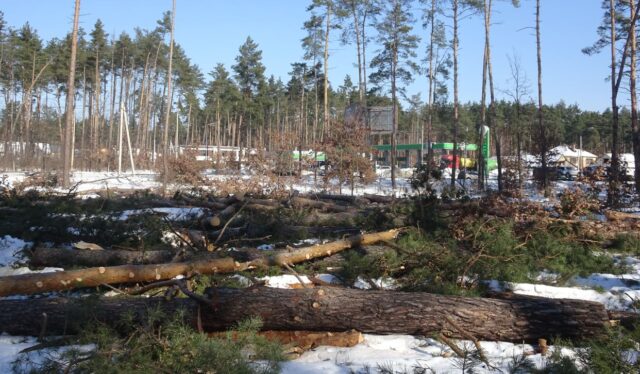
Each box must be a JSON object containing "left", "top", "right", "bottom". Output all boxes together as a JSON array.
[
  {"left": 369, "top": 0, "right": 419, "bottom": 190},
  {"left": 232, "top": 36, "right": 265, "bottom": 168}
]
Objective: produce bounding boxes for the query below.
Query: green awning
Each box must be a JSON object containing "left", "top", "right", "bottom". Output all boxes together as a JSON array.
[
  {"left": 372, "top": 143, "right": 477, "bottom": 152},
  {"left": 292, "top": 151, "right": 325, "bottom": 161},
  {"left": 431, "top": 142, "right": 478, "bottom": 151}
]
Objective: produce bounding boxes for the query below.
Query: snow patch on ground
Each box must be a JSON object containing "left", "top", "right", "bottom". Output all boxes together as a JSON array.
[
  {"left": 259, "top": 274, "right": 312, "bottom": 289},
  {"left": 354, "top": 276, "right": 398, "bottom": 290},
  {"left": 282, "top": 334, "right": 573, "bottom": 374},
  {"left": 0, "top": 267, "right": 63, "bottom": 277},
  {"left": 118, "top": 207, "right": 205, "bottom": 221},
  {"left": 0, "top": 334, "right": 95, "bottom": 372},
  {"left": 0, "top": 236, "right": 32, "bottom": 267}
]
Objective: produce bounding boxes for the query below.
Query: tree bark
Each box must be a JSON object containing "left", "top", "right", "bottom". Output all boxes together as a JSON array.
[
  {"left": 30, "top": 247, "right": 175, "bottom": 268},
  {"left": 0, "top": 287, "right": 610, "bottom": 343},
  {"left": 0, "top": 230, "right": 400, "bottom": 296},
  {"left": 62, "top": 0, "right": 81, "bottom": 188},
  {"left": 536, "top": 0, "right": 548, "bottom": 192},
  {"left": 609, "top": 0, "right": 621, "bottom": 206},
  {"left": 451, "top": 0, "right": 459, "bottom": 188},
  {"left": 630, "top": 0, "right": 640, "bottom": 194},
  {"left": 161, "top": 0, "right": 176, "bottom": 196}
]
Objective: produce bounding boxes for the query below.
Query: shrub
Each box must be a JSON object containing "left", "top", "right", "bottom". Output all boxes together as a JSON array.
[
  {"left": 159, "top": 150, "right": 207, "bottom": 186},
  {"left": 13, "top": 313, "right": 283, "bottom": 374}
]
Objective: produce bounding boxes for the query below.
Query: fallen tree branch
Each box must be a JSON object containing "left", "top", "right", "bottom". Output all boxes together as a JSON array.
[{"left": 0, "top": 229, "right": 400, "bottom": 296}]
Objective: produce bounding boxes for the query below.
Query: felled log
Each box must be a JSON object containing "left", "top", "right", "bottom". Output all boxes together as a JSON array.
[
  {"left": 31, "top": 247, "right": 174, "bottom": 267},
  {"left": 290, "top": 197, "right": 349, "bottom": 213},
  {"left": 605, "top": 210, "right": 640, "bottom": 221},
  {"left": 279, "top": 225, "right": 361, "bottom": 237},
  {"left": 314, "top": 193, "right": 357, "bottom": 203},
  {"left": 0, "top": 229, "right": 400, "bottom": 296},
  {"left": 301, "top": 211, "right": 358, "bottom": 226},
  {"left": 0, "top": 286, "right": 609, "bottom": 342},
  {"left": 362, "top": 194, "right": 394, "bottom": 204}
]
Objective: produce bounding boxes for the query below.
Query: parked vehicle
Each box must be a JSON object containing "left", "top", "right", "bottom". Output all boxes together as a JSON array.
[{"left": 556, "top": 165, "right": 579, "bottom": 180}]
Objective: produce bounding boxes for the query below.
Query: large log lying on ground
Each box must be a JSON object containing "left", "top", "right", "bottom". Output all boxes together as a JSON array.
[
  {"left": 0, "top": 287, "right": 610, "bottom": 342},
  {"left": 31, "top": 247, "right": 174, "bottom": 267},
  {"left": 0, "top": 229, "right": 400, "bottom": 296}
]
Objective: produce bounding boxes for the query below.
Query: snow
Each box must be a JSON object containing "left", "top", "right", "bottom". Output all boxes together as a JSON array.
[
  {"left": 0, "top": 334, "right": 95, "bottom": 372},
  {"left": 282, "top": 334, "right": 574, "bottom": 374},
  {"left": 0, "top": 266, "right": 63, "bottom": 277},
  {"left": 315, "top": 273, "right": 341, "bottom": 285},
  {"left": 259, "top": 274, "right": 312, "bottom": 288},
  {"left": 485, "top": 254, "right": 640, "bottom": 311},
  {"left": 118, "top": 207, "right": 205, "bottom": 221},
  {"left": 0, "top": 236, "right": 32, "bottom": 267},
  {"left": 353, "top": 276, "right": 399, "bottom": 290},
  {"left": 0, "top": 335, "right": 39, "bottom": 373},
  {"left": 257, "top": 244, "right": 276, "bottom": 251}
]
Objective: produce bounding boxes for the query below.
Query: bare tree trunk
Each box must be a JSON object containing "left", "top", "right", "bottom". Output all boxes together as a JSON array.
[
  {"left": 479, "top": 17, "right": 489, "bottom": 191},
  {"left": 485, "top": 0, "right": 501, "bottom": 192},
  {"left": 451, "top": 0, "right": 459, "bottom": 188},
  {"left": 609, "top": 0, "right": 621, "bottom": 206},
  {"left": 351, "top": 2, "right": 364, "bottom": 101},
  {"left": 426, "top": 0, "right": 436, "bottom": 168},
  {"left": 630, "top": 0, "right": 640, "bottom": 193},
  {"left": 536, "top": 0, "right": 548, "bottom": 193},
  {"left": 390, "top": 25, "right": 398, "bottom": 190},
  {"left": 107, "top": 48, "right": 116, "bottom": 153},
  {"left": 323, "top": 1, "right": 332, "bottom": 138},
  {"left": 162, "top": 0, "right": 176, "bottom": 196},
  {"left": 62, "top": 0, "right": 81, "bottom": 187}
]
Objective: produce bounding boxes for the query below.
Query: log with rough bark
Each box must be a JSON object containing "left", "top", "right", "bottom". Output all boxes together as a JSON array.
[
  {"left": 605, "top": 210, "right": 640, "bottom": 221},
  {"left": 301, "top": 211, "right": 358, "bottom": 226},
  {"left": 0, "top": 229, "right": 400, "bottom": 296},
  {"left": 290, "top": 197, "right": 350, "bottom": 213},
  {"left": 0, "top": 287, "right": 609, "bottom": 342},
  {"left": 362, "top": 194, "right": 395, "bottom": 204},
  {"left": 31, "top": 247, "right": 174, "bottom": 267}
]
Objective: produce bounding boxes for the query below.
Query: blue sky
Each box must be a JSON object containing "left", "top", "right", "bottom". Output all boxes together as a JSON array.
[{"left": 3, "top": 0, "right": 613, "bottom": 111}]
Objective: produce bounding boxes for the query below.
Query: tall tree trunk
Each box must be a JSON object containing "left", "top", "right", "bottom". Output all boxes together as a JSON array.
[
  {"left": 426, "top": 0, "right": 436, "bottom": 168},
  {"left": 630, "top": 0, "right": 640, "bottom": 194},
  {"left": 80, "top": 69, "right": 87, "bottom": 170},
  {"left": 536, "top": 0, "right": 548, "bottom": 193},
  {"left": 162, "top": 0, "right": 176, "bottom": 196},
  {"left": 609, "top": 0, "right": 621, "bottom": 206},
  {"left": 479, "top": 16, "right": 489, "bottom": 191},
  {"left": 352, "top": 2, "right": 364, "bottom": 102},
  {"left": 93, "top": 49, "right": 101, "bottom": 156},
  {"left": 485, "top": 0, "right": 501, "bottom": 192},
  {"left": 451, "top": 0, "right": 459, "bottom": 188},
  {"left": 107, "top": 48, "right": 116, "bottom": 153},
  {"left": 323, "top": 1, "right": 332, "bottom": 138},
  {"left": 390, "top": 17, "right": 398, "bottom": 190},
  {"left": 62, "top": 0, "right": 81, "bottom": 188}
]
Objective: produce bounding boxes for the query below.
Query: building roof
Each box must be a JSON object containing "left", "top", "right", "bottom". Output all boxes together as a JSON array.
[{"left": 549, "top": 145, "right": 597, "bottom": 160}]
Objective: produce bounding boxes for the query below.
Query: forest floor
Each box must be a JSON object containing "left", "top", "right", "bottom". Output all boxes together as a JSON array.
[{"left": 0, "top": 169, "right": 639, "bottom": 373}]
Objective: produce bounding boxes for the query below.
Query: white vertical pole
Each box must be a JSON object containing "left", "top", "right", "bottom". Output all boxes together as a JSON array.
[
  {"left": 123, "top": 109, "right": 136, "bottom": 174},
  {"left": 579, "top": 135, "right": 583, "bottom": 169},
  {"left": 118, "top": 103, "right": 123, "bottom": 175}
]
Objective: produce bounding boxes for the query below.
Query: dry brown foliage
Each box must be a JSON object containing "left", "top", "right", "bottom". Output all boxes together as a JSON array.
[{"left": 158, "top": 150, "right": 207, "bottom": 186}]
